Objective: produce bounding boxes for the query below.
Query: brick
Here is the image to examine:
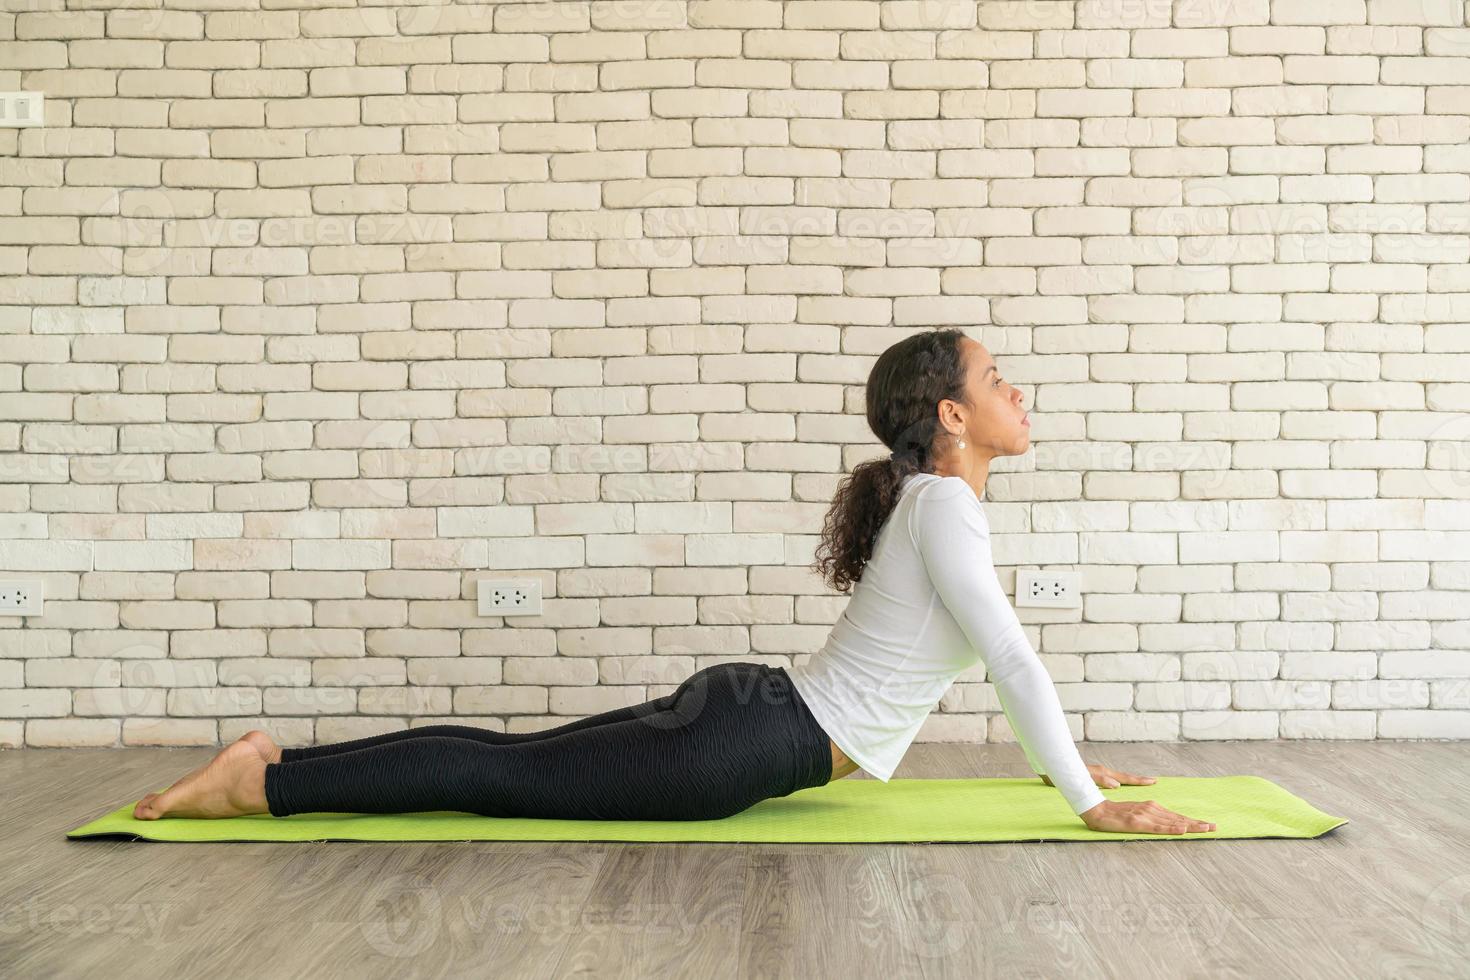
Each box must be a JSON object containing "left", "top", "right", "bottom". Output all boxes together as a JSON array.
[{"left": 0, "top": 8, "right": 1465, "bottom": 756}]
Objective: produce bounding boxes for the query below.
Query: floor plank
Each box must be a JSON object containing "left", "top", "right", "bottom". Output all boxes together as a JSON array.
[{"left": 3, "top": 740, "right": 1465, "bottom": 979}]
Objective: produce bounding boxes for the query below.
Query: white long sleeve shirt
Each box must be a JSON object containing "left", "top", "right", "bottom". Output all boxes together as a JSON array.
[{"left": 788, "top": 471, "right": 1106, "bottom": 816}]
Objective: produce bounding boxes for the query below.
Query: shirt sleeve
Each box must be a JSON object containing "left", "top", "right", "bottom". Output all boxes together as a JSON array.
[
  {"left": 992, "top": 681, "right": 1048, "bottom": 775},
  {"left": 907, "top": 477, "right": 1106, "bottom": 817}
]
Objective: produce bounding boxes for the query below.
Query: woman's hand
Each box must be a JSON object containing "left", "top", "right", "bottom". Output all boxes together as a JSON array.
[
  {"left": 1078, "top": 799, "right": 1216, "bottom": 835},
  {"left": 1039, "top": 765, "right": 1215, "bottom": 834},
  {"left": 1039, "top": 763, "right": 1156, "bottom": 790}
]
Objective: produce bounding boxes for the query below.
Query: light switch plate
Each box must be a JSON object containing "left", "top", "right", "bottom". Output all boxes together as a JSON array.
[{"left": 0, "top": 92, "right": 44, "bottom": 128}]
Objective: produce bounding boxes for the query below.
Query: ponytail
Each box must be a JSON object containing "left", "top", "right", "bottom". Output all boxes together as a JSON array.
[{"left": 810, "top": 329, "right": 970, "bottom": 593}]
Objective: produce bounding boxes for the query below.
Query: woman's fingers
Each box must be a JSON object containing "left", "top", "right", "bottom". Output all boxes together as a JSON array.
[
  {"left": 1129, "top": 801, "right": 1215, "bottom": 834},
  {"left": 1082, "top": 799, "right": 1216, "bottom": 835},
  {"left": 1152, "top": 806, "right": 1215, "bottom": 833},
  {"left": 1074, "top": 776, "right": 1218, "bottom": 834},
  {"left": 1084, "top": 764, "right": 1158, "bottom": 788},
  {"left": 1110, "top": 768, "right": 1156, "bottom": 786}
]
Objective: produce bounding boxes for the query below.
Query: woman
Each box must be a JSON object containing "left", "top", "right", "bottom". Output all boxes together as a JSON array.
[{"left": 135, "top": 328, "right": 1214, "bottom": 836}]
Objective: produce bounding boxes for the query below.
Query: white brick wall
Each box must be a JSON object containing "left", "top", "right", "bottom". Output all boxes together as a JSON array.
[{"left": 2, "top": 0, "right": 1468, "bottom": 750}]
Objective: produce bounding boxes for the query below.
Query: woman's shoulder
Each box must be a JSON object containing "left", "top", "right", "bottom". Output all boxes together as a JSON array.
[
  {"left": 907, "top": 474, "right": 989, "bottom": 537},
  {"left": 912, "top": 474, "right": 982, "bottom": 509}
]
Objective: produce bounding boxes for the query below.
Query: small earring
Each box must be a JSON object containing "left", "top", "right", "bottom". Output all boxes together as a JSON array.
[{"left": 957, "top": 439, "right": 965, "bottom": 449}]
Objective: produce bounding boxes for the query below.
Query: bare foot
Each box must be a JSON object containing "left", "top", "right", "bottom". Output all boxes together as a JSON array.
[
  {"left": 240, "top": 729, "right": 284, "bottom": 765},
  {"left": 132, "top": 733, "right": 278, "bottom": 817},
  {"left": 134, "top": 741, "right": 269, "bottom": 820},
  {"left": 133, "top": 742, "right": 228, "bottom": 813}
]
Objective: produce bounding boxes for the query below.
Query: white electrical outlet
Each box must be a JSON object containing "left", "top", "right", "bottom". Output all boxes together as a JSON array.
[
  {"left": 1014, "top": 570, "right": 1082, "bottom": 609},
  {"left": 0, "top": 579, "right": 44, "bottom": 616},
  {"left": 477, "top": 578, "right": 542, "bottom": 617},
  {"left": 0, "top": 92, "right": 44, "bottom": 128}
]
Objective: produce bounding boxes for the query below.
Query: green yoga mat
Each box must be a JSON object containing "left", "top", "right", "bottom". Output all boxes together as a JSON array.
[{"left": 67, "top": 775, "right": 1346, "bottom": 844}]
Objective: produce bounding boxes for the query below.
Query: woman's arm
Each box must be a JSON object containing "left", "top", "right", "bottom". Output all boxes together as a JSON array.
[
  {"left": 992, "top": 681, "right": 1050, "bottom": 777},
  {"left": 908, "top": 477, "right": 1106, "bottom": 817}
]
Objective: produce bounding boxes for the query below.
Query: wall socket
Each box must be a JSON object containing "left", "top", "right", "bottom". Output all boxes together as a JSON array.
[
  {"left": 477, "top": 578, "right": 542, "bottom": 617},
  {"left": 0, "top": 92, "right": 44, "bottom": 128},
  {"left": 0, "top": 579, "right": 44, "bottom": 616},
  {"left": 1014, "top": 570, "right": 1082, "bottom": 609}
]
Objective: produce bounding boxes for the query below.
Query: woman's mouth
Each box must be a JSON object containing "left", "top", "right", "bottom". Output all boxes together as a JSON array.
[{"left": 1021, "top": 414, "right": 1030, "bottom": 426}]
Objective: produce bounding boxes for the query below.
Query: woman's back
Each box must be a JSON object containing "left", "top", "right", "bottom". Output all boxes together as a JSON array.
[
  {"left": 789, "top": 470, "right": 1106, "bottom": 816},
  {"left": 788, "top": 471, "right": 978, "bottom": 782}
]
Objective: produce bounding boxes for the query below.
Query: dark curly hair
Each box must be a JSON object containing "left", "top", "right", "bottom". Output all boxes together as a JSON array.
[{"left": 810, "top": 328, "right": 971, "bottom": 594}]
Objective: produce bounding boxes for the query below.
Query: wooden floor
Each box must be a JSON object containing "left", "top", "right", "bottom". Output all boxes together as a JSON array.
[{"left": 1, "top": 739, "right": 1465, "bottom": 978}]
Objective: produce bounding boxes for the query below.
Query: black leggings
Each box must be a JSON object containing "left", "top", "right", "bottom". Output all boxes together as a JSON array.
[{"left": 262, "top": 662, "right": 834, "bottom": 821}]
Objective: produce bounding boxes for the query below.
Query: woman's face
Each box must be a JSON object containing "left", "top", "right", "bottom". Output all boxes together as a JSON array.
[{"left": 957, "top": 338, "right": 1029, "bottom": 456}]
